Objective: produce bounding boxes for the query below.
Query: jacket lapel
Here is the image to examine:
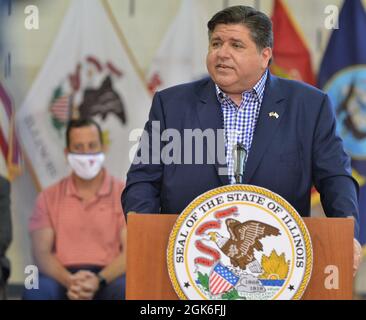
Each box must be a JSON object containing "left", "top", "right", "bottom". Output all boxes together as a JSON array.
[
  {"left": 195, "top": 79, "right": 229, "bottom": 185},
  {"left": 243, "top": 74, "right": 286, "bottom": 183}
]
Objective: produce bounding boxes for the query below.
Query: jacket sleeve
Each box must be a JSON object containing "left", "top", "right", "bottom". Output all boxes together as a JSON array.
[
  {"left": 312, "top": 94, "right": 360, "bottom": 239},
  {"left": 0, "top": 177, "right": 12, "bottom": 256},
  {"left": 121, "top": 92, "right": 166, "bottom": 219}
]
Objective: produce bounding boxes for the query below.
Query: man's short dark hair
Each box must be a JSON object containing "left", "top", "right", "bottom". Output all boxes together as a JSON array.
[
  {"left": 207, "top": 5, "right": 273, "bottom": 52},
  {"left": 66, "top": 118, "right": 103, "bottom": 148}
]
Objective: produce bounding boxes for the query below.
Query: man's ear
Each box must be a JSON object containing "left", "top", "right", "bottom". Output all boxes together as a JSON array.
[{"left": 261, "top": 47, "right": 272, "bottom": 68}]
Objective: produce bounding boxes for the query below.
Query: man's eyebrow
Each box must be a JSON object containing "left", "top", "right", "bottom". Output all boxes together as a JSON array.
[
  {"left": 210, "top": 36, "right": 222, "bottom": 41},
  {"left": 229, "top": 37, "right": 244, "bottom": 43},
  {"left": 210, "top": 36, "right": 244, "bottom": 43}
]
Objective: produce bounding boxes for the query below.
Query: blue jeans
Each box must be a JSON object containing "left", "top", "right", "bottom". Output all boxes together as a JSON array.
[{"left": 22, "top": 266, "right": 126, "bottom": 300}]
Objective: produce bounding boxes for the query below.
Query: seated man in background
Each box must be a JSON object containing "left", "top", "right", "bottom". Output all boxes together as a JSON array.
[
  {"left": 23, "top": 118, "right": 126, "bottom": 300},
  {"left": 0, "top": 175, "right": 11, "bottom": 300}
]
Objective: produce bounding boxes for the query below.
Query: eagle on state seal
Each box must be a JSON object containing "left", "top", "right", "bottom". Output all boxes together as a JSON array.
[{"left": 209, "top": 219, "right": 280, "bottom": 273}]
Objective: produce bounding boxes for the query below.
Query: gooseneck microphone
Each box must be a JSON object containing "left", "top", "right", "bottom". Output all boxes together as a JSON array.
[{"left": 233, "top": 143, "right": 247, "bottom": 184}]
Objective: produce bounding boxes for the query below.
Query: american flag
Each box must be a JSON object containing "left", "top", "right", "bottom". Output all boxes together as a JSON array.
[
  {"left": 209, "top": 263, "right": 239, "bottom": 295},
  {"left": 0, "top": 82, "right": 22, "bottom": 180}
]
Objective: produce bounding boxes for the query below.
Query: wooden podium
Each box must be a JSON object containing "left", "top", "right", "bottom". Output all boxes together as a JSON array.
[{"left": 126, "top": 214, "right": 354, "bottom": 300}]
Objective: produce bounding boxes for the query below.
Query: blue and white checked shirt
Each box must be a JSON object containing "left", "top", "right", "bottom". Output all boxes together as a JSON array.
[{"left": 216, "top": 70, "right": 268, "bottom": 184}]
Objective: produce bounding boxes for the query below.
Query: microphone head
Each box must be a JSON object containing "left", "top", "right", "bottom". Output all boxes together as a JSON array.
[{"left": 233, "top": 143, "right": 247, "bottom": 181}]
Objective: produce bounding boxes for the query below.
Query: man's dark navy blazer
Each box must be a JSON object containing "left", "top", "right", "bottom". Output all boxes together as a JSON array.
[{"left": 122, "top": 73, "right": 360, "bottom": 237}]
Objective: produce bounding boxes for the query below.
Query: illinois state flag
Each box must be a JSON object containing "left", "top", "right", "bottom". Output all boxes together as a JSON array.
[
  {"left": 147, "top": 0, "right": 209, "bottom": 93},
  {"left": 16, "top": 0, "right": 151, "bottom": 189},
  {"left": 318, "top": 0, "right": 366, "bottom": 245},
  {"left": 270, "top": 0, "right": 315, "bottom": 85}
]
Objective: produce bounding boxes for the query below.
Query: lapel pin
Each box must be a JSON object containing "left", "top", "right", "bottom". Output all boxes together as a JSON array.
[{"left": 269, "top": 112, "right": 279, "bottom": 119}]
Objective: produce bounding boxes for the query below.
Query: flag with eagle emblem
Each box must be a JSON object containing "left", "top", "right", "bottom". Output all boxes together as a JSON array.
[{"left": 16, "top": 0, "right": 151, "bottom": 189}]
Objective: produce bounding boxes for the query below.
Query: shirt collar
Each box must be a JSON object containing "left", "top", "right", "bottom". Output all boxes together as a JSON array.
[
  {"left": 65, "top": 168, "right": 112, "bottom": 198},
  {"left": 215, "top": 69, "right": 268, "bottom": 106}
]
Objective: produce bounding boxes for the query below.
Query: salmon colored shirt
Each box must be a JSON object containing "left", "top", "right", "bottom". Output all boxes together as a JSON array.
[{"left": 29, "top": 170, "right": 126, "bottom": 267}]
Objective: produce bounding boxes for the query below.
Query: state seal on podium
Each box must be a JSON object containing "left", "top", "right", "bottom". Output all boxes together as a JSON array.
[{"left": 167, "top": 185, "right": 313, "bottom": 300}]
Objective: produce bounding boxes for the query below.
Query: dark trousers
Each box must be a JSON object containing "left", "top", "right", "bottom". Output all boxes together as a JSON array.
[
  {"left": 0, "top": 284, "right": 5, "bottom": 300},
  {"left": 0, "top": 256, "right": 10, "bottom": 300},
  {"left": 22, "top": 266, "right": 126, "bottom": 300}
]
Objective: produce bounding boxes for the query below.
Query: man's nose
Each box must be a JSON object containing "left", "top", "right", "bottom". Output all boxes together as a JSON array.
[{"left": 216, "top": 43, "right": 230, "bottom": 59}]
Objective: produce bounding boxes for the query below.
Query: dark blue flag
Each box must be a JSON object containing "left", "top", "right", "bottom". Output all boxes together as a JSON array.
[{"left": 318, "top": 0, "right": 366, "bottom": 245}]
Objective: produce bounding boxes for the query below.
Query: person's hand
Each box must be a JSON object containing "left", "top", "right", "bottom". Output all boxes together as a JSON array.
[
  {"left": 66, "top": 270, "right": 93, "bottom": 299},
  {"left": 67, "top": 271, "right": 99, "bottom": 300},
  {"left": 354, "top": 238, "right": 362, "bottom": 277}
]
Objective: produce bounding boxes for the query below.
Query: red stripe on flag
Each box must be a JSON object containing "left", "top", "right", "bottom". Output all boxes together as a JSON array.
[
  {"left": 271, "top": 0, "right": 315, "bottom": 85},
  {"left": 0, "top": 128, "right": 9, "bottom": 159}
]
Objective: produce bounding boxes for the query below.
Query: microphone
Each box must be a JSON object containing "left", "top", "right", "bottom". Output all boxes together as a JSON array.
[{"left": 233, "top": 143, "right": 247, "bottom": 184}]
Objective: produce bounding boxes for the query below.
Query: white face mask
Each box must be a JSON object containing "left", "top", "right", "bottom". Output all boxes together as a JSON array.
[{"left": 67, "top": 153, "right": 105, "bottom": 180}]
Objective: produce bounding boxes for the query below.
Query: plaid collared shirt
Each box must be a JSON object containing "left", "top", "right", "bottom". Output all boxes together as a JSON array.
[{"left": 216, "top": 70, "right": 268, "bottom": 184}]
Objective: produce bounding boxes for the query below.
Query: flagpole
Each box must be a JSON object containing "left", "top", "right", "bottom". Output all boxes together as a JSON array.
[
  {"left": 129, "top": 0, "right": 135, "bottom": 16},
  {"left": 14, "top": 129, "right": 42, "bottom": 190},
  {"left": 101, "top": 0, "right": 148, "bottom": 88},
  {"left": 5, "top": 52, "right": 11, "bottom": 78}
]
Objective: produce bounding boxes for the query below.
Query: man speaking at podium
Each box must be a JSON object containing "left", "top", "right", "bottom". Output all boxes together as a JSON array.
[{"left": 122, "top": 6, "right": 362, "bottom": 275}]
